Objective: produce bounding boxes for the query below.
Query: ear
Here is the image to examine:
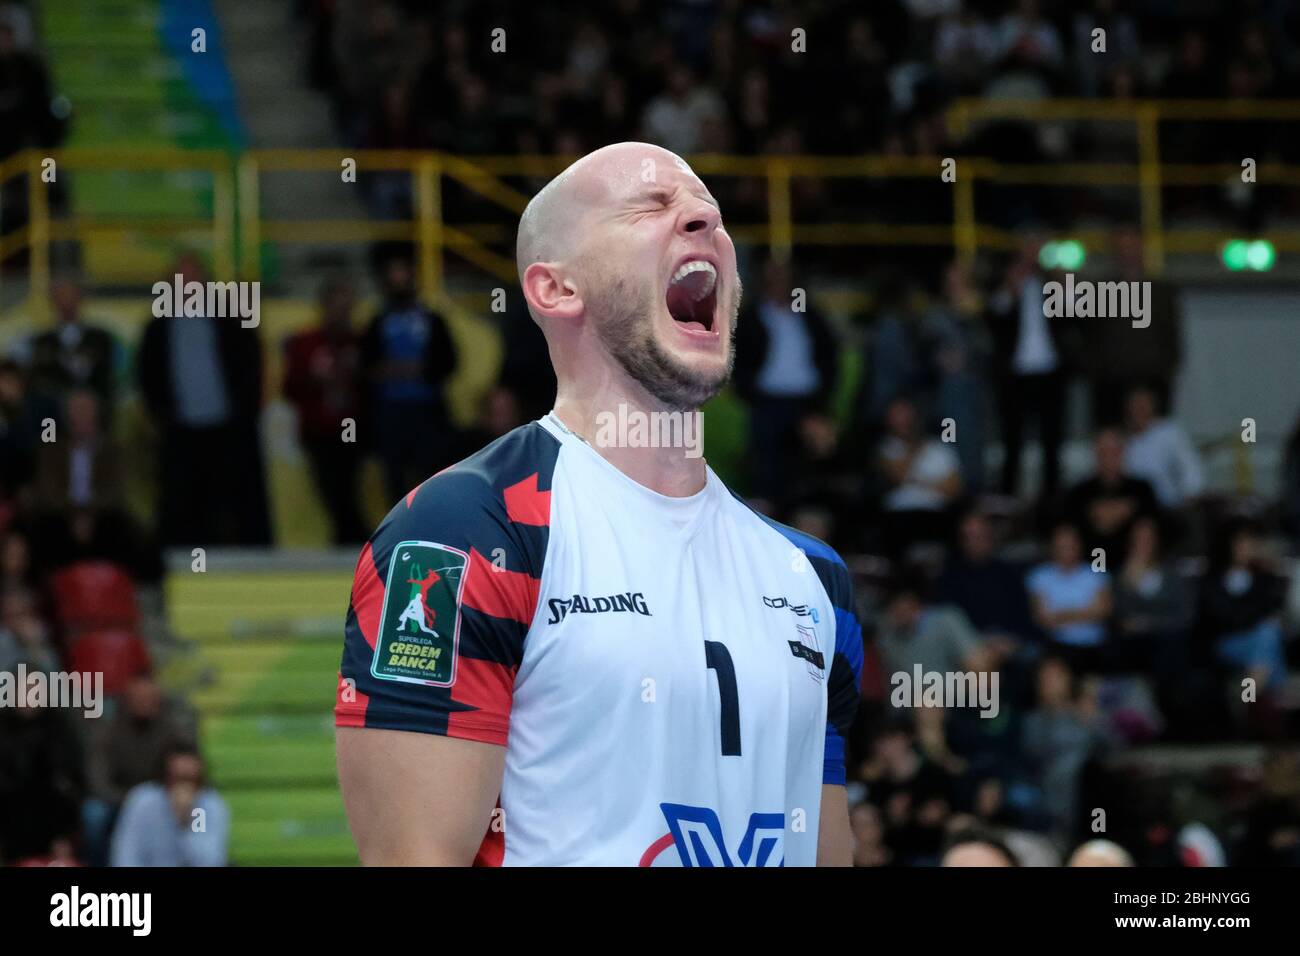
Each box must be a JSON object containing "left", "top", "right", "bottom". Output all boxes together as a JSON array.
[{"left": 522, "top": 262, "right": 583, "bottom": 322}]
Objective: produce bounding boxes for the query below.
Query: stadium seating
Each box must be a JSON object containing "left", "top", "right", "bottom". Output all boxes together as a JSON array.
[
  {"left": 68, "top": 627, "right": 151, "bottom": 697},
  {"left": 166, "top": 566, "right": 353, "bottom": 865},
  {"left": 49, "top": 560, "right": 140, "bottom": 633}
]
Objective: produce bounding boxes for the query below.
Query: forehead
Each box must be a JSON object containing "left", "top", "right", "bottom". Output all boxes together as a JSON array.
[{"left": 580, "top": 146, "right": 708, "bottom": 204}]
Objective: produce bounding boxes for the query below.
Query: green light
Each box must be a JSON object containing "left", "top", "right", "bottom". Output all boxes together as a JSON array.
[
  {"left": 1222, "top": 239, "right": 1249, "bottom": 271},
  {"left": 1057, "top": 239, "right": 1086, "bottom": 270},
  {"left": 1038, "top": 239, "right": 1085, "bottom": 271},
  {"left": 1245, "top": 240, "right": 1276, "bottom": 271}
]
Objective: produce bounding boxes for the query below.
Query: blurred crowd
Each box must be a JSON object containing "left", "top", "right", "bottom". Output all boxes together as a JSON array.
[
  {"left": 302, "top": 0, "right": 1300, "bottom": 239},
  {"left": 0, "top": 265, "right": 233, "bottom": 865},
  {"left": 734, "top": 234, "right": 1300, "bottom": 866},
  {"left": 1, "top": 0, "right": 1299, "bottom": 867},
  {"left": 307, "top": 0, "right": 1300, "bottom": 158},
  {"left": 3, "top": 231, "right": 1299, "bottom": 865}
]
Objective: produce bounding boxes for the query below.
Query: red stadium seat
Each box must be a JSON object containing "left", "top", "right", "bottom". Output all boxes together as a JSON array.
[
  {"left": 48, "top": 561, "right": 140, "bottom": 633},
  {"left": 68, "top": 628, "right": 151, "bottom": 698}
]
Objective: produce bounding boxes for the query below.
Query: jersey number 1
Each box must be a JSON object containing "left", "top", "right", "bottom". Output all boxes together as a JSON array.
[{"left": 704, "top": 640, "right": 741, "bottom": 756}]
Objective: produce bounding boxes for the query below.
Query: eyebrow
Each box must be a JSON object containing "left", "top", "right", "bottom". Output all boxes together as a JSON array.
[{"left": 637, "top": 186, "right": 720, "bottom": 210}]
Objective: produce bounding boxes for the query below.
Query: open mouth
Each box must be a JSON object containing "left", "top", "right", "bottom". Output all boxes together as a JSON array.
[{"left": 666, "top": 259, "right": 718, "bottom": 333}]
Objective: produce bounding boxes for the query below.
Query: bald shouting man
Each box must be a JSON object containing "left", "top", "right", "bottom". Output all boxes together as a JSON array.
[{"left": 335, "top": 142, "right": 862, "bottom": 866}]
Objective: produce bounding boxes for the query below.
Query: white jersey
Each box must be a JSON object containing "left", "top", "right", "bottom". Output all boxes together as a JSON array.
[{"left": 337, "top": 413, "right": 862, "bottom": 866}]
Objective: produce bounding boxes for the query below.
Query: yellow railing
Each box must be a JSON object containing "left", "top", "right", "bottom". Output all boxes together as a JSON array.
[{"left": 3, "top": 99, "right": 1299, "bottom": 319}]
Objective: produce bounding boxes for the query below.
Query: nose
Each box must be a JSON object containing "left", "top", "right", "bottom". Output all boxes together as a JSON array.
[{"left": 678, "top": 198, "right": 720, "bottom": 236}]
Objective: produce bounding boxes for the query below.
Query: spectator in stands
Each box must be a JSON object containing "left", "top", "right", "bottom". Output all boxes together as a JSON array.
[
  {"left": 1080, "top": 227, "right": 1182, "bottom": 426},
  {"left": 1198, "top": 519, "right": 1288, "bottom": 694},
  {"left": 0, "top": 691, "right": 85, "bottom": 865},
  {"left": 110, "top": 744, "right": 229, "bottom": 867},
  {"left": 0, "top": 527, "right": 35, "bottom": 592},
  {"left": 861, "top": 273, "right": 930, "bottom": 430},
  {"left": 21, "top": 385, "right": 161, "bottom": 583},
  {"left": 878, "top": 396, "right": 963, "bottom": 557},
  {"left": 857, "top": 721, "right": 957, "bottom": 867},
  {"left": 284, "top": 278, "right": 368, "bottom": 545},
  {"left": 1158, "top": 28, "right": 1220, "bottom": 178},
  {"left": 32, "top": 389, "right": 124, "bottom": 515},
  {"left": 849, "top": 800, "right": 891, "bottom": 866},
  {"left": 991, "top": 0, "right": 1065, "bottom": 95},
  {"left": 1122, "top": 384, "right": 1204, "bottom": 510},
  {"left": 877, "top": 570, "right": 988, "bottom": 681},
  {"left": 1071, "top": 0, "right": 1140, "bottom": 98},
  {"left": 137, "top": 252, "right": 272, "bottom": 547},
  {"left": 0, "top": 358, "right": 46, "bottom": 515},
  {"left": 0, "top": 18, "right": 63, "bottom": 161},
  {"left": 1026, "top": 522, "right": 1113, "bottom": 671},
  {"left": 1113, "top": 516, "right": 1193, "bottom": 672},
  {"left": 358, "top": 81, "right": 425, "bottom": 219},
  {"left": 1022, "top": 656, "right": 1111, "bottom": 841},
  {"left": 934, "top": 8, "right": 1000, "bottom": 95},
  {"left": 733, "top": 254, "right": 839, "bottom": 513},
  {"left": 1238, "top": 749, "right": 1300, "bottom": 866},
  {"left": 361, "top": 252, "right": 459, "bottom": 502},
  {"left": 835, "top": 17, "right": 892, "bottom": 151},
  {"left": 988, "top": 237, "right": 1080, "bottom": 499},
  {"left": 926, "top": 259, "right": 993, "bottom": 493},
  {"left": 444, "top": 73, "right": 505, "bottom": 156},
  {"left": 640, "top": 63, "right": 726, "bottom": 155},
  {"left": 328, "top": 2, "right": 421, "bottom": 147},
  {"left": 0, "top": 584, "right": 57, "bottom": 674},
  {"left": 913, "top": 704, "right": 970, "bottom": 778},
  {"left": 1068, "top": 838, "right": 1134, "bottom": 866},
  {"left": 1063, "top": 427, "right": 1160, "bottom": 566},
  {"left": 936, "top": 506, "right": 1035, "bottom": 661},
  {"left": 940, "top": 825, "right": 1019, "bottom": 866},
  {"left": 1160, "top": 27, "right": 1218, "bottom": 99},
  {"left": 16, "top": 279, "right": 121, "bottom": 417},
  {"left": 83, "top": 673, "right": 198, "bottom": 866}
]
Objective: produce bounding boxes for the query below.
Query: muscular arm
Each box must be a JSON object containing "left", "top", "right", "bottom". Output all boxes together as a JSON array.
[
  {"left": 817, "top": 783, "right": 852, "bottom": 867},
  {"left": 337, "top": 727, "right": 505, "bottom": 866}
]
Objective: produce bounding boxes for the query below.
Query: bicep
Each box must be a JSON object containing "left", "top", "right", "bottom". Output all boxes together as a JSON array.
[{"left": 337, "top": 727, "right": 505, "bottom": 865}]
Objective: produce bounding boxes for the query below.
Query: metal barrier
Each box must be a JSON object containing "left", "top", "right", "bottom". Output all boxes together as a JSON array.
[{"left": 3, "top": 98, "right": 1300, "bottom": 317}]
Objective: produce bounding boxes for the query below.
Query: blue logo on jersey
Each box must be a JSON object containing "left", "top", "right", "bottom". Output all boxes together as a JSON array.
[
  {"left": 650, "top": 803, "right": 785, "bottom": 867},
  {"left": 762, "top": 595, "right": 819, "bottom": 624}
]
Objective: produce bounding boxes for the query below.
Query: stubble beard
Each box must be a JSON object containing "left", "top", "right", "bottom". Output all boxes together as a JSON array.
[{"left": 593, "top": 275, "right": 738, "bottom": 413}]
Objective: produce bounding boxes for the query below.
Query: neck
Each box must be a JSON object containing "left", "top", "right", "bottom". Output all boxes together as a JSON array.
[{"left": 551, "top": 378, "right": 708, "bottom": 498}]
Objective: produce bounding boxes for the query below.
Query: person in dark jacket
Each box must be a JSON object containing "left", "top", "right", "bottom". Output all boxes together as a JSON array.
[
  {"left": 1062, "top": 427, "right": 1161, "bottom": 566},
  {"left": 987, "top": 236, "right": 1083, "bottom": 499},
  {"left": 361, "top": 253, "right": 459, "bottom": 502},
  {"left": 733, "top": 253, "right": 838, "bottom": 512},
  {"left": 0, "top": 698, "right": 85, "bottom": 865},
  {"left": 1079, "top": 226, "right": 1183, "bottom": 426},
  {"left": 1197, "top": 518, "right": 1288, "bottom": 693},
  {"left": 136, "top": 253, "right": 272, "bottom": 547},
  {"left": 20, "top": 279, "right": 121, "bottom": 417}
]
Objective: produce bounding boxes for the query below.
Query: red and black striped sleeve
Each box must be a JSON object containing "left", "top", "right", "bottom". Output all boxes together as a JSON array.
[{"left": 334, "top": 422, "right": 559, "bottom": 747}]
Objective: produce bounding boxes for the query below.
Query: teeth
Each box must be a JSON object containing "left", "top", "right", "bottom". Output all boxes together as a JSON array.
[{"left": 669, "top": 260, "right": 717, "bottom": 299}]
